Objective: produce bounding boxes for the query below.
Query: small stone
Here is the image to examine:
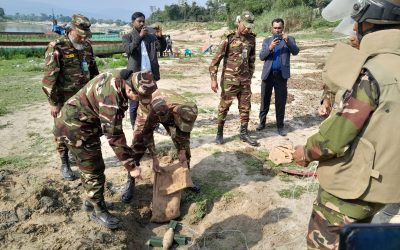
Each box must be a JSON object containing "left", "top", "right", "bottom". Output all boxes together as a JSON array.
[
  {"left": 39, "top": 196, "right": 55, "bottom": 209},
  {"left": 16, "top": 207, "right": 31, "bottom": 221},
  {"left": 0, "top": 211, "right": 19, "bottom": 230}
]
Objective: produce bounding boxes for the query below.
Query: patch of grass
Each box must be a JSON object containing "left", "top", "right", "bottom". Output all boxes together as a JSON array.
[
  {"left": 96, "top": 55, "right": 127, "bottom": 70},
  {"left": 206, "top": 170, "right": 233, "bottom": 182},
  {"left": 244, "top": 157, "right": 264, "bottom": 175},
  {"left": 191, "top": 127, "right": 217, "bottom": 137},
  {"left": 188, "top": 200, "right": 207, "bottom": 224},
  {"left": 278, "top": 185, "right": 306, "bottom": 199},
  {"left": 161, "top": 71, "right": 185, "bottom": 80},
  {"left": 279, "top": 174, "right": 294, "bottom": 183},
  {"left": 0, "top": 57, "right": 47, "bottom": 116},
  {"left": 198, "top": 107, "right": 217, "bottom": 114},
  {"left": 0, "top": 156, "right": 31, "bottom": 169},
  {"left": 183, "top": 173, "right": 233, "bottom": 224}
]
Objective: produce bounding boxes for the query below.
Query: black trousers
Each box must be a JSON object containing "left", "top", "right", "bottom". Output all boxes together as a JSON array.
[{"left": 259, "top": 71, "right": 287, "bottom": 129}]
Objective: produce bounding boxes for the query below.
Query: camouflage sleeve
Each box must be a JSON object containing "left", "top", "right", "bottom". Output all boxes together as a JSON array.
[
  {"left": 305, "top": 72, "right": 379, "bottom": 161},
  {"left": 42, "top": 44, "right": 62, "bottom": 106},
  {"left": 141, "top": 110, "right": 160, "bottom": 157},
  {"left": 209, "top": 38, "right": 228, "bottom": 81},
  {"left": 98, "top": 79, "right": 135, "bottom": 170},
  {"left": 249, "top": 39, "right": 256, "bottom": 77},
  {"left": 171, "top": 128, "right": 191, "bottom": 160},
  {"left": 89, "top": 47, "right": 99, "bottom": 79}
]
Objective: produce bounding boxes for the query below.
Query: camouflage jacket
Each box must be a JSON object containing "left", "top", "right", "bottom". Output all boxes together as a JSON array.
[
  {"left": 142, "top": 90, "right": 192, "bottom": 158},
  {"left": 42, "top": 35, "right": 99, "bottom": 106},
  {"left": 57, "top": 70, "right": 135, "bottom": 170},
  {"left": 209, "top": 30, "right": 256, "bottom": 85},
  {"left": 304, "top": 71, "right": 379, "bottom": 161}
]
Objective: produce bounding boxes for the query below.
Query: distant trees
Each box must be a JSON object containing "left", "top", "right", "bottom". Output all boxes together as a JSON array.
[
  {"left": 148, "top": 0, "right": 331, "bottom": 24},
  {"left": 0, "top": 10, "right": 128, "bottom": 25}
]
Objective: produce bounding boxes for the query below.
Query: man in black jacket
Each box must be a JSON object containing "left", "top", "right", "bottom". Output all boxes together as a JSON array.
[{"left": 122, "top": 12, "right": 166, "bottom": 130}]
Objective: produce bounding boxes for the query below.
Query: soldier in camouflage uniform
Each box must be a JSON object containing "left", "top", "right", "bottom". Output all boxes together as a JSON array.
[
  {"left": 54, "top": 69, "right": 145, "bottom": 229},
  {"left": 118, "top": 69, "right": 159, "bottom": 203},
  {"left": 121, "top": 90, "right": 199, "bottom": 200},
  {"left": 42, "top": 14, "right": 99, "bottom": 181},
  {"left": 141, "top": 90, "right": 197, "bottom": 170},
  {"left": 209, "top": 11, "right": 258, "bottom": 146},
  {"left": 292, "top": 0, "right": 400, "bottom": 248}
]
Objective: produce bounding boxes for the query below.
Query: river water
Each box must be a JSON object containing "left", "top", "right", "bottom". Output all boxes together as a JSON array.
[{"left": 0, "top": 22, "right": 50, "bottom": 32}]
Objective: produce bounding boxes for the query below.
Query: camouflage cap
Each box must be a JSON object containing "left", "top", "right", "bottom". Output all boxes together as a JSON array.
[
  {"left": 173, "top": 103, "right": 198, "bottom": 133},
  {"left": 131, "top": 70, "right": 157, "bottom": 96},
  {"left": 241, "top": 11, "right": 255, "bottom": 29},
  {"left": 71, "top": 14, "right": 92, "bottom": 38}
]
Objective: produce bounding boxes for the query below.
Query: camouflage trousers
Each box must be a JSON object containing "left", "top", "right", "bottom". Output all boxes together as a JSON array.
[
  {"left": 66, "top": 137, "right": 106, "bottom": 202},
  {"left": 53, "top": 92, "right": 76, "bottom": 156},
  {"left": 131, "top": 103, "right": 150, "bottom": 163},
  {"left": 217, "top": 82, "right": 251, "bottom": 127},
  {"left": 307, "top": 188, "right": 385, "bottom": 250}
]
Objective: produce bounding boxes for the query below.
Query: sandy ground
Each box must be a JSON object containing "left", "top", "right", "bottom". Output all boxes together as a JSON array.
[{"left": 1, "top": 27, "right": 399, "bottom": 250}]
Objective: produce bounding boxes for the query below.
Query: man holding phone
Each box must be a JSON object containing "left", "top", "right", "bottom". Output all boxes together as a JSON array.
[{"left": 257, "top": 18, "right": 299, "bottom": 136}]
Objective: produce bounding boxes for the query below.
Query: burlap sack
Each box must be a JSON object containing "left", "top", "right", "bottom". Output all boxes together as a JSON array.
[
  {"left": 151, "top": 162, "right": 194, "bottom": 223},
  {"left": 268, "top": 145, "right": 295, "bottom": 165}
]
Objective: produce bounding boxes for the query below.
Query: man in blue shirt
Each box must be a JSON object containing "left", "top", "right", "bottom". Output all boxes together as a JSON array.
[{"left": 258, "top": 18, "right": 299, "bottom": 136}]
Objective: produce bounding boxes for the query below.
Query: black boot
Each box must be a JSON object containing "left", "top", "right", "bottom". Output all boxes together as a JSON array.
[
  {"left": 256, "top": 120, "right": 266, "bottom": 131},
  {"left": 240, "top": 124, "right": 258, "bottom": 146},
  {"left": 91, "top": 200, "right": 120, "bottom": 229},
  {"left": 68, "top": 150, "right": 77, "bottom": 166},
  {"left": 215, "top": 125, "right": 224, "bottom": 144},
  {"left": 83, "top": 199, "right": 114, "bottom": 212},
  {"left": 121, "top": 173, "right": 135, "bottom": 203},
  {"left": 60, "top": 151, "right": 75, "bottom": 181}
]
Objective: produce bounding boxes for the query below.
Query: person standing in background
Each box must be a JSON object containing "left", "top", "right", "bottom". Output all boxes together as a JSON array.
[{"left": 257, "top": 18, "right": 299, "bottom": 136}]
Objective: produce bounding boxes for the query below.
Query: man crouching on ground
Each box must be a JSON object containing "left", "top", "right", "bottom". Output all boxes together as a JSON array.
[{"left": 53, "top": 69, "right": 146, "bottom": 229}]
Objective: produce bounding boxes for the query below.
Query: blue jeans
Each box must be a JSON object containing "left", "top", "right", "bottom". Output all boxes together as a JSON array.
[{"left": 129, "top": 100, "right": 138, "bottom": 129}]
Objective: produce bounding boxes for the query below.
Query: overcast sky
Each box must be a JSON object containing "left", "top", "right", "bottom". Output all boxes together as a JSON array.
[{"left": 0, "top": 0, "right": 208, "bottom": 20}]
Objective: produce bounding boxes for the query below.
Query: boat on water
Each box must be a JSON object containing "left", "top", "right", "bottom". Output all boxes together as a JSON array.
[{"left": 0, "top": 31, "right": 124, "bottom": 57}]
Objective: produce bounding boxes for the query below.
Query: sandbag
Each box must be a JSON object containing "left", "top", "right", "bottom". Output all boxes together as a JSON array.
[
  {"left": 268, "top": 145, "right": 295, "bottom": 165},
  {"left": 151, "top": 162, "right": 193, "bottom": 223}
]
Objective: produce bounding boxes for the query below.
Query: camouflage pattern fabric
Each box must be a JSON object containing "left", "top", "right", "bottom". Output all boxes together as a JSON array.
[
  {"left": 307, "top": 188, "right": 384, "bottom": 249},
  {"left": 42, "top": 35, "right": 98, "bottom": 106},
  {"left": 218, "top": 83, "right": 251, "bottom": 126},
  {"left": 133, "top": 90, "right": 195, "bottom": 166},
  {"left": 304, "top": 72, "right": 379, "bottom": 161},
  {"left": 209, "top": 30, "right": 255, "bottom": 126},
  {"left": 42, "top": 35, "right": 99, "bottom": 156},
  {"left": 54, "top": 70, "right": 136, "bottom": 201},
  {"left": 304, "top": 71, "right": 383, "bottom": 249}
]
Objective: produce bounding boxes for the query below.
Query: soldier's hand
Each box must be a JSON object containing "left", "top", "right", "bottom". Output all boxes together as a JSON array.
[
  {"left": 318, "top": 98, "right": 332, "bottom": 118},
  {"left": 50, "top": 104, "right": 61, "bottom": 118},
  {"left": 211, "top": 80, "right": 218, "bottom": 93},
  {"left": 282, "top": 33, "right": 288, "bottom": 43},
  {"left": 293, "top": 145, "right": 309, "bottom": 167},
  {"left": 178, "top": 150, "right": 188, "bottom": 166},
  {"left": 130, "top": 166, "right": 142, "bottom": 179},
  {"left": 152, "top": 157, "right": 161, "bottom": 173}
]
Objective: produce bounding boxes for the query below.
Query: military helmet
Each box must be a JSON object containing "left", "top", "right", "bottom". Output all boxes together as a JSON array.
[
  {"left": 323, "top": 0, "right": 400, "bottom": 36},
  {"left": 323, "top": 0, "right": 400, "bottom": 24},
  {"left": 71, "top": 14, "right": 92, "bottom": 38},
  {"left": 173, "top": 103, "right": 198, "bottom": 133}
]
